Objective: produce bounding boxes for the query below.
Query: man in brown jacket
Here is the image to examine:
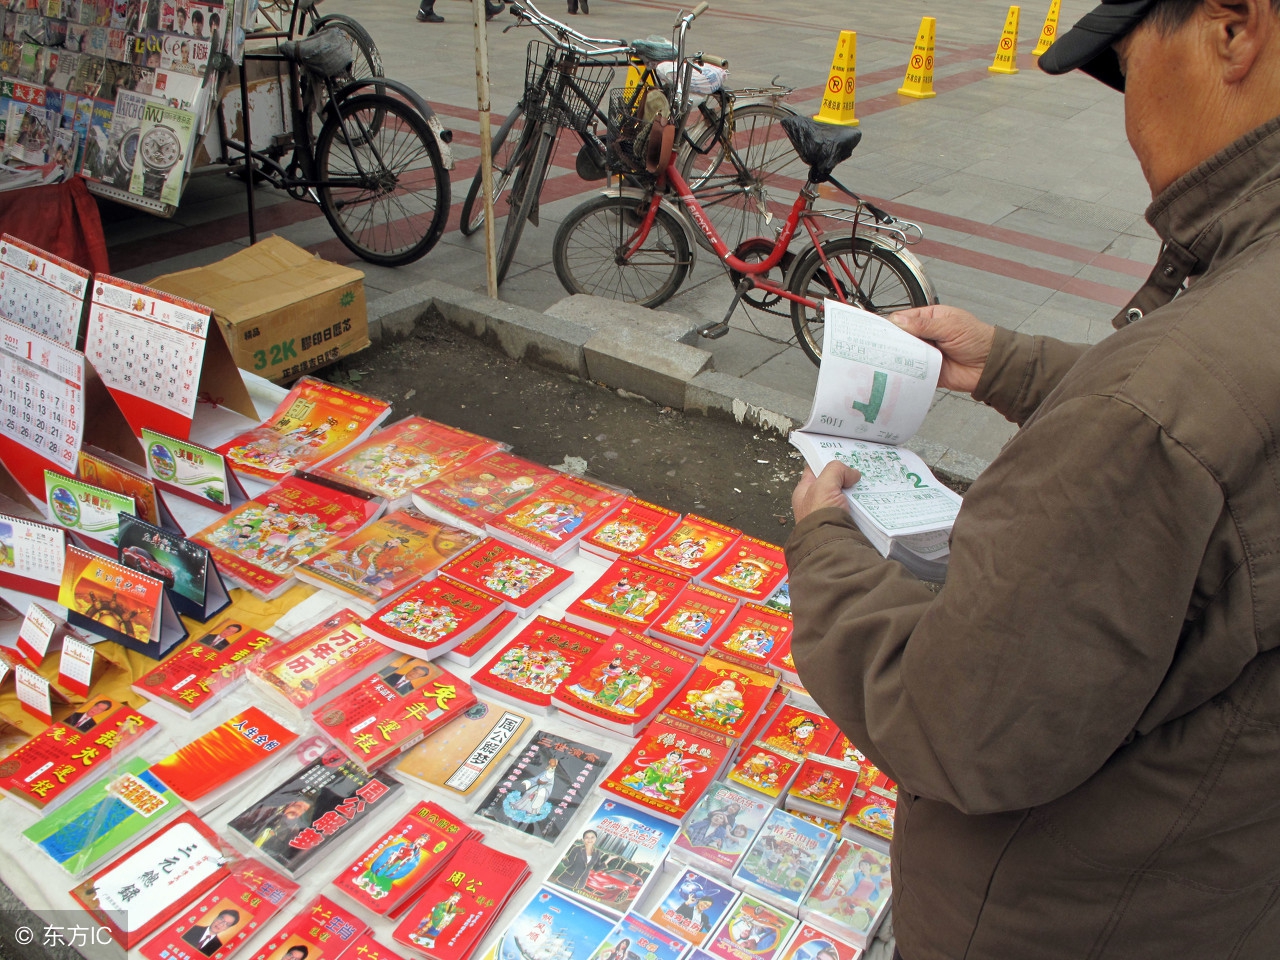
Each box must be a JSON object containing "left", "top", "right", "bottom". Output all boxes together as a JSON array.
[{"left": 785, "top": 1, "right": 1280, "bottom": 958}]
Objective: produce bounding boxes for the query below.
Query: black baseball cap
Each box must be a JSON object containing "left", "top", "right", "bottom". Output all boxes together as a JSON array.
[{"left": 1038, "top": 0, "right": 1162, "bottom": 91}]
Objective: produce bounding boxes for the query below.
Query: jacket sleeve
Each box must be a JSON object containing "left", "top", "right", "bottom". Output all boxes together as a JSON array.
[
  {"left": 973, "top": 326, "right": 1089, "bottom": 426},
  {"left": 784, "top": 392, "right": 1224, "bottom": 815}
]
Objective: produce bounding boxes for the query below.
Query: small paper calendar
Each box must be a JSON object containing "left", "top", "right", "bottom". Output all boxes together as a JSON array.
[
  {"left": 0, "top": 235, "right": 91, "bottom": 349},
  {"left": 0, "top": 514, "right": 65, "bottom": 600}
]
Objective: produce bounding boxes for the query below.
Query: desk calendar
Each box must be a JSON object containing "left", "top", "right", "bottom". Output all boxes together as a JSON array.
[
  {"left": 0, "top": 234, "right": 91, "bottom": 349},
  {"left": 0, "top": 514, "right": 65, "bottom": 600}
]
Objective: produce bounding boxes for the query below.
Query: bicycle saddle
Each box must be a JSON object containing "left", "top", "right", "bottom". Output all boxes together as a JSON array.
[
  {"left": 277, "top": 27, "right": 353, "bottom": 79},
  {"left": 630, "top": 38, "right": 678, "bottom": 62},
  {"left": 780, "top": 115, "right": 862, "bottom": 184}
]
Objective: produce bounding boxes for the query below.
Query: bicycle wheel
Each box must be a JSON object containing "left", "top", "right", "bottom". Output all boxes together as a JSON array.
[
  {"left": 496, "top": 127, "right": 554, "bottom": 284},
  {"left": 460, "top": 106, "right": 524, "bottom": 236},
  {"left": 553, "top": 193, "right": 691, "bottom": 307},
  {"left": 316, "top": 94, "right": 450, "bottom": 267},
  {"left": 679, "top": 100, "right": 802, "bottom": 253},
  {"left": 787, "top": 235, "right": 929, "bottom": 365}
]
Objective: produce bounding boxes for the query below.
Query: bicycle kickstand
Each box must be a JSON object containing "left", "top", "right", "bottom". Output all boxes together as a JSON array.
[{"left": 697, "top": 277, "right": 753, "bottom": 340}]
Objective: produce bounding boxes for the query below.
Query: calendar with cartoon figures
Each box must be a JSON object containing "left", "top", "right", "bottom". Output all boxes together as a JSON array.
[{"left": 0, "top": 234, "right": 91, "bottom": 349}]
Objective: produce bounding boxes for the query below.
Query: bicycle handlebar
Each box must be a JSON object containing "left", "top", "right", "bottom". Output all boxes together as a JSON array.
[{"left": 508, "top": 0, "right": 632, "bottom": 56}]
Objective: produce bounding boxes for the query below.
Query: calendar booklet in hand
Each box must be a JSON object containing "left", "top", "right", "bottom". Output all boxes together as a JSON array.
[{"left": 789, "top": 301, "right": 961, "bottom": 580}]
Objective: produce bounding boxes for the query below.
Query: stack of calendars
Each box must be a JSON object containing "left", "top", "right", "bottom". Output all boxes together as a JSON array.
[
  {"left": 485, "top": 474, "right": 628, "bottom": 562},
  {"left": 247, "top": 608, "right": 393, "bottom": 711},
  {"left": 602, "top": 717, "right": 733, "bottom": 821},
  {"left": 472, "top": 615, "right": 606, "bottom": 714},
  {"left": 579, "top": 495, "right": 682, "bottom": 561},
  {"left": 412, "top": 450, "right": 561, "bottom": 535},
  {"left": 733, "top": 808, "right": 840, "bottom": 915},
  {"left": 672, "top": 780, "right": 776, "bottom": 880},
  {"left": 801, "top": 838, "right": 893, "bottom": 950},
  {"left": 362, "top": 576, "right": 507, "bottom": 660},
  {"left": 441, "top": 537, "right": 577, "bottom": 618},
  {"left": 563, "top": 556, "right": 690, "bottom": 635}
]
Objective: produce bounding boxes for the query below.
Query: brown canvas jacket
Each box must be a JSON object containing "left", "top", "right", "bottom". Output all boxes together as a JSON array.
[{"left": 785, "top": 116, "right": 1280, "bottom": 960}]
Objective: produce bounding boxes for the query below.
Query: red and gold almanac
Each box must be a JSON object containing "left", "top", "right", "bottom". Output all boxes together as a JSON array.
[
  {"left": 579, "top": 496, "right": 682, "bottom": 561},
  {"left": 70, "top": 812, "right": 233, "bottom": 948},
  {"left": 736, "top": 688, "right": 789, "bottom": 757},
  {"left": 485, "top": 475, "right": 627, "bottom": 562},
  {"left": 138, "top": 859, "right": 301, "bottom": 960},
  {"left": 248, "top": 895, "right": 370, "bottom": 960},
  {"left": 312, "top": 655, "right": 477, "bottom": 770},
  {"left": 601, "top": 717, "right": 730, "bottom": 823},
  {"left": 756, "top": 704, "right": 841, "bottom": 761},
  {"left": 193, "top": 475, "right": 383, "bottom": 600},
  {"left": 638, "top": 514, "right": 741, "bottom": 579},
  {"left": 553, "top": 630, "right": 698, "bottom": 736},
  {"left": 710, "top": 604, "right": 795, "bottom": 674},
  {"left": 391, "top": 837, "right": 530, "bottom": 960},
  {"left": 249, "top": 609, "right": 393, "bottom": 710},
  {"left": 363, "top": 576, "right": 506, "bottom": 660},
  {"left": 843, "top": 793, "right": 897, "bottom": 845},
  {"left": 59, "top": 544, "right": 188, "bottom": 659},
  {"left": 441, "top": 538, "right": 576, "bottom": 618},
  {"left": 311, "top": 415, "right": 506, "bottom": 502},
  {"left": 647, "top": 582, "right": 740, "bottom": 653},
  {"left": 442, "top": 609, "right": 517, "bottom": 668},
  {"left": 562, "top": 557, "right": 688, "bottom": 635},
  {"left": 295, "top": 507, "right": 480, "bottom": 614},
  {"left": 786, "top": 755, "right": 861, "bottom": 821},
  {"left": 471, "top": 615, "right": 605, "bottom": 714},
  {"left": 660, "top": 656, "right": 778, "bottom": 743},
  {"left": 217, "top": 377, "right": 392, "bottom": 484},
  {"left": 696, "top": 536, "right": 788, "bottom": 604},
  {"left": 726, "top": 742, "right": 803, "bottom": 800},
  {"left": 0, "top": 700, "right": 156, "bottom": 811},
  {"left": 148, "top": 707, "right": 300, "bottom": 815},
  {"left": 331, "top": 801, "right": 479, "bottom": 917},
  {"left": 411, "top": 450, "right": 561, "bottom": 533},
  {"left": 132, "top": 618, "right": 276, "bottom": 717}
]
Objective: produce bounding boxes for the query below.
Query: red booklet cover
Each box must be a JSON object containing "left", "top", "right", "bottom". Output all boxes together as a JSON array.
[
  {"left": 562, "top": 558, "right": 689, "bottom": 635},
  {"left": 312, "top": 655, "right": 478, "bottom": 769},
  {"left": 331, "top": 801, "right": 479, "bottom": 917},
  {"left": 138, "top": 859, "right": 301, "bottom": 960},
  {"left": 647, "top": 582, "right": 740, "bottom": 653},
  {"left": 756, "top": 704, "right": 841, "bottom": 761},
  {"left": 248, "top": 895, "right": 370, "bottom": 960},
  {"left": 710, "top": 604, "right": 795, "bottom": 674},
  {"left": 696, "top": 536, "right": 788, "bottom": 604},
  {"left": 411, "top": 451, "right": 561, "bottom": 533},
  {"left": 193, "top": 475, "right": 383, "bottom": 599},
  {"left": 392, "top": 837, "right": 530, "bottom": 960},
  {"left": 441, "top": 537, "right": 576, "bottom": 617},
  {"left": 768, "top": 634, "right": 799, "bottom": 686},
  {"left": 132, "top": 618, "right": 276, "bottom": 717},
  {"left": 579, "top": 496, "right": 682, "bottom": 561},
  {"left": 601, "top": 717, "right": 730, "bottom": 822},
  {"left": 363, "top": 576, "right": 506, "bottom": 660},
  {"left": 786, "top": 755, "right": 862, "bottom": 820},
  {"left": 0, "top": 700, "right": 156, "bottom": 811},
  {"left": 726, "top": 742, "right": 803, "bottom": 800},
  {"left": 249, "top": 609, "right": 393, "bottom": 709},
  {"left": 485, "top": 475, "right": 627, "bottom": 561},
  {"left": 736, "top": 688, "right": 788, "bottom": 756},
  {"left": 660, "top": 656, "right": 779, "bottom": 743},
  {"left": 553, "top": 630, "right": 698, "bottom": 736},
  {"left": 637, "top": 515, "right": 741, "bottom": 578},
  {"left": 343, "top": 934, "right": 411, "bottom": 960},
  {"left": 471, "top": 615, "right": 605, "bottom": 713}
]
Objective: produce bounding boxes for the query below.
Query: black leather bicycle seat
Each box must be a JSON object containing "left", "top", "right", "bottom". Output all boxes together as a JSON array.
[
  {"left": 630, "top": 38, "right": 678, "bottom": 62},
  {"left": 781, "top": 115, "right": 861, "bottom": 183},
  {"left": 278, "top": 27, "right": 353, "bottom": 79}
]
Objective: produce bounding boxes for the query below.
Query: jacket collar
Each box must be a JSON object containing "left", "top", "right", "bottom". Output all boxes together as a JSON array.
[{"left": 1113, "top": 114, "right": 1280, "bottom": 329}]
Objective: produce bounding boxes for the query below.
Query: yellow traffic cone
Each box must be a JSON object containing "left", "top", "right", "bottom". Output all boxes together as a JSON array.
[
  {"left": 898, "top": 16, "right": 938, "bottom": 99},
  {"left": 989, "top": 5, "right": 1020, "bottom": 74},
  {"left": 1032, "top": 0, "right": 1060, "bottom": 56},
  {"left": 814, "top": 30, "right": 859, "bottom": 126}
]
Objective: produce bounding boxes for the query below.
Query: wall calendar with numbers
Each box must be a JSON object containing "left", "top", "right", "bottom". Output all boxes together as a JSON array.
[{"left": 0, "top": 234, "right": 91, "bottom": 350}]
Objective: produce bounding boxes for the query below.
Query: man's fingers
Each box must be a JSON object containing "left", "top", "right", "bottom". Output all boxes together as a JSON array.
[{"left": 819, "top": 460, "right": 862, "bottom": 490}]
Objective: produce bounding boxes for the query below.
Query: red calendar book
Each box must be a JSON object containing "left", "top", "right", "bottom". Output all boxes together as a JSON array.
[
  {"left": 137, "top": 859, "right": 301, "bottom": 960},
  {"left": 601, "top": 717, "right": 730, "bottom": 822},
  {"left": 248, "top": 895, "right": 370, "bottom": 960},
  {"left": 362, "top": 576, "right": 505, "bottom": 660},
  {"left": 647, "top": 582, "right": 740, "bottom": 654},
  {"left": 696, "top": 536, "right": 788, "bottom": 604},
  {"left": 193, "top": 475, "right": 383, "bottom": 600},
  {"left": 562, "top": 558, "right": 689, "bottom": 635},
  {"left": 552, "top": 631, "right": 698, "bottom": 736},
  {"left": 843, "top": 793, "right": 897, "bottom": 847},
  {"left": 392, "top": 837, "right": 531, "bottom": 960},
  {"left": 342, "top": 935, "right": 411, "bottom": 960},
  {"left": 0, "top": 233, "right": 91, "bottom": 348},
  {"left": 441, "top": 537, "right": 576, "bottom": 618},
  {"left": 411, "top": 450, "right": 561, "bottom": 535},
  {"left": 248, "top": 609, "right": 393, "bottom": 710},
  {"left": 485, "top": 475, "right": 627, "bottom": 562},
  {"left": 769, "top": 635, "right": 799, "bottom": 686},
  {"left": 725, "top": 742, "right": 803, "bottom": 800},
  {"left": 331, "top": 800, "right": 480, "bottom": 917},
  {"left": 471, "top": 615, "right": 605, "bottom": 714},
  {"left": 637, "top": 515, "right": 742, "bottom": 578},
  {"left": 311, "top": 415, "right": 506, "bottom": 503},
  {"left": 710, "top": 604, "right": 795, "bottom": 674},
  {"left": 0, "top": 699, "right": 157, "bottom": 811},
  {"left": 0, "top": 513, "right": 65, "bottom": 600},
  {"left": 736, "top": 688, "right": 788, "bottom": 759},
  {"left": 785, "top": 755, "right": 861, "bottom": 821},
  {"left": 579, "top": 496, "right": 681, "bottom": 561},
  {"left": 659, "top": 656, "right": 778, "bottom": 743},
  {"left": 312, "top": 655, "right": 477, "bottom": 770},
  {"left": 756, "top": 705, "right": 841, "bottom": 761},
  {"left": 132, "top": 617, "right": 276, "bottom": 717},
  {"left": 295, "top": 507, "right": 480, "bottom": 614},
  {"left": 442, "top": 609, "right": 518, "bottom": 668}
]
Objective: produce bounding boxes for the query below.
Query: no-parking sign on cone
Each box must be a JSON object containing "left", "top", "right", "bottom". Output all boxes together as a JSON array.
[
  {"left": 989, "top": 5, "right": 1021, "bottom": 74},
  {"left": 1032, "top": 0, "right": 1060, "bottom": 56},
  {"left": 899, "top": 16, "right": 937, "bottom": 98},
  {"left": 814, "top": 30, "right": 859, "bottom": 126}
]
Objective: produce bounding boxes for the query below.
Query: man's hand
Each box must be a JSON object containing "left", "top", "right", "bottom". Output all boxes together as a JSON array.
[
  {"left": 890, "top": 304, "right": 996, "bottom": 395},
  {"left": 792, "top": 462, "right": 861, "bottom": 524}
]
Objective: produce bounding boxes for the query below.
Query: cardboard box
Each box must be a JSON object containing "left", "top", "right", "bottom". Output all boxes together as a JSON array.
[{"left": 148, "top": 236, "right": 369, "bottom": 383}]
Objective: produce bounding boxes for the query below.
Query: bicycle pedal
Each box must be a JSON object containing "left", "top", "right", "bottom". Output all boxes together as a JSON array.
[{"left": 696, "top": 321, "right": 731, "bottom": 340}]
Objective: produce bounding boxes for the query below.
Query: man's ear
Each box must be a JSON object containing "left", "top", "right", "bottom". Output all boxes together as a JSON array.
[{"left": 1202, "top": 0, "right": 1274, "bottom": 82}]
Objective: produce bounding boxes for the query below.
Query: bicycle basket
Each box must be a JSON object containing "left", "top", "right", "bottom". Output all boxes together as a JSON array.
[
  {"left": 523, "top": 39, "right": 614, "bottom": 130},
  {"left": 603, "top": 86, "right": 671, "bottom": 177}
]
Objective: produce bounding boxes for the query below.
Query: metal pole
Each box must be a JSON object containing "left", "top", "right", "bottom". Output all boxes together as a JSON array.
[
  {"left": 239, "top": 61, "right": 257, "bottom": 245},
  {"left": 474, "top": 0, "right": 497, "bottom": 298}
]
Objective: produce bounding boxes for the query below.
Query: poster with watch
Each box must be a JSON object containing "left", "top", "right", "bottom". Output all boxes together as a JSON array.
[
  {"left": 129, "top": 100, "right": 193, "bottom": 204},
  {"left": 104, "top": 88, "right": 152, "bottom": 192}
]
